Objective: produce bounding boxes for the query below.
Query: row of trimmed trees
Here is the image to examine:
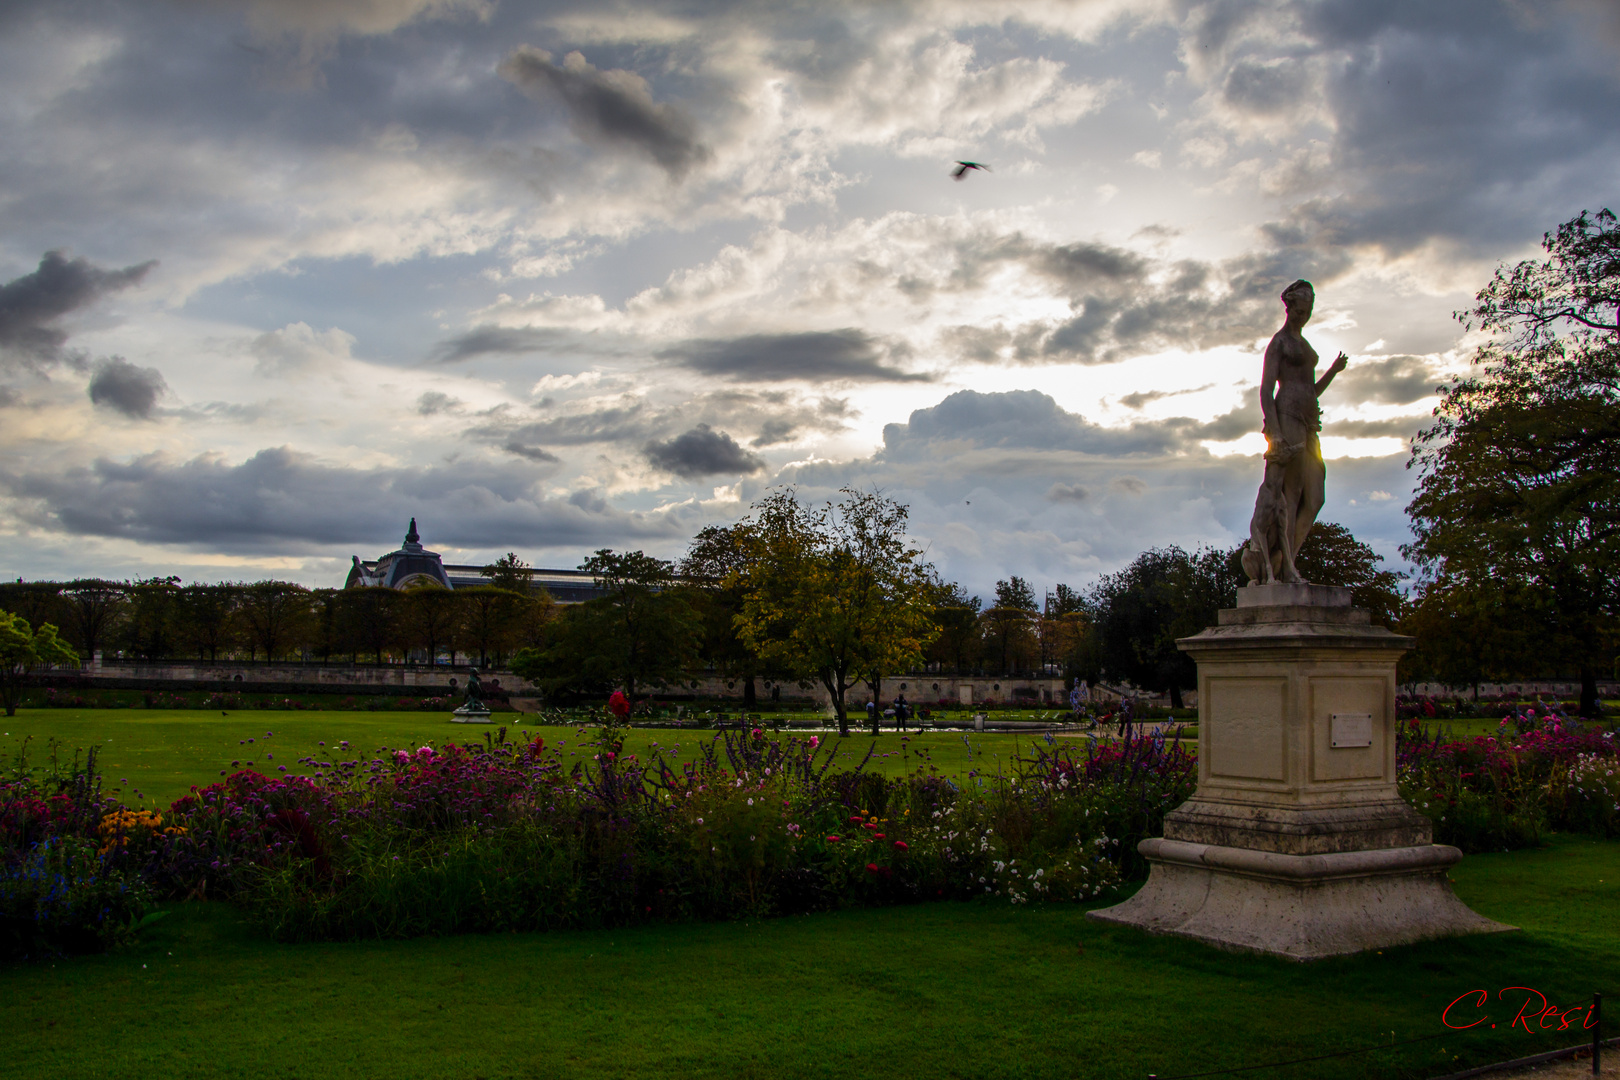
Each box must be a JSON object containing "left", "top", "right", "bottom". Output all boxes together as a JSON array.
[{"left": 0, "top": 558, "right": 554, "bottom": 669}]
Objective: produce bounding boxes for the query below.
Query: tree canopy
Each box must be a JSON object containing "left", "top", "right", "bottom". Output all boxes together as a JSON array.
[
  {"left": 1406, "top": 207, "right": 1620, "bottom": 715},
  {"left": 735, "top": 488, "right": 938, "bottom": 735},
  {"left": 1, "top": 610, "right": 78, "bottom": 717},
  {"left": 512, "top": 549, "right": 697, "bottom": 702}
]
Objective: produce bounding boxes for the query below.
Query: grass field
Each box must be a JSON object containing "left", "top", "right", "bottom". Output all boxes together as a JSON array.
[
  {"left": 0, "top": 710, "right": 1161, "bottom": 805},
  {"left": 1, "top": 833, "right": 1614, "bottom": 1079}
]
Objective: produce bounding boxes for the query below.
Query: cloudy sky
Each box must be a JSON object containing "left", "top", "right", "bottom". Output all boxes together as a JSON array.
[{"left": 2, "top": 0, "right": 1616, "bottom": 599}]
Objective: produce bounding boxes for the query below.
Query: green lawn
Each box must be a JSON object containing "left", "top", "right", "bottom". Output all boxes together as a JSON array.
[
  {"left": 0, "top": 710, "right": 1150, "bottom": 805},
  {"left": 1, "top": 833, "right": 1614, "bottom": 1079}
]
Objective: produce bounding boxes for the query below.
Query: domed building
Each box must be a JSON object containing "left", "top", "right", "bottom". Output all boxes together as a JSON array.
[{"left": 344, "top": 518, "right": 605, "bottom": 602}]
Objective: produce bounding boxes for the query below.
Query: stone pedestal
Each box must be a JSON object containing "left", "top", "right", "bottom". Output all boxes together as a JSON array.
[
  {"left": 450, "top": 705, "right": 492, "bottom": 723},
  {"left": 1087, "top": 583, "right": 1510, "bottom": 960}
]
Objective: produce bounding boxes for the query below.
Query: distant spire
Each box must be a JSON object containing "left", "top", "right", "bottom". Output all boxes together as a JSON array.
[{"left": 406, "top": 517, "right": 420, "bottom": 545}]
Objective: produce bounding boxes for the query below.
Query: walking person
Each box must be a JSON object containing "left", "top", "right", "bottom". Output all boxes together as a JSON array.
[{"left": 1118, "top": 694, "right": 1134, "bottom": 739}]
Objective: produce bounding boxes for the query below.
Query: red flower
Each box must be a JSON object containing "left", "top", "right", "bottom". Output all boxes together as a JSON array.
[
  {"left": 866, "top": 862, "right": 880, "bottom": 874},
  {"left": 529, "top": 737, "right": 545, "bottom": 758},
  {"left": 873, "top": 833, "right": 885, "bottom": 840},
  {"left": 893, "top": 840, "right": 908, "bottom": 850},
  {"left": 751, "top": 727, "right": 763, "bottom": 738},
  {"left": 849, "top": 816, "right": 863, "bottom": 824},
  {"left": 608, "top": 691, "right": 630, "bottom": 718},
  {"left": 826, "top": 835, "right": 842, "bottom": 842}
]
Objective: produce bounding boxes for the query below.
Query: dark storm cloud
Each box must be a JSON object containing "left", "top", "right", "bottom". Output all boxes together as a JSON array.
[
  {"left": 501, "top": 440, "right": 561, "bottom": 463},
  {"left": 662, "top": 330, "right": 929, "bottom": 383},
  {"left": 432, "top": 325, "right": 574, "bottom": 363},
  {"left": 416, "top": 391, "right": 461, "bottom": 415},
  {"left": 0, "top": 446, "right": 679, "bottom": 552},
  {"left": 644, "top": 424, "right": 764, "bottom": 478},
  {"left": 1222, "top": 58, "right": 1309, "bottom": 116},
  {"left": 1331, "top": 355, "right": 1443, "bottom": 406},
  {"left": 928, "top": 230, "right": 1340, "bottom": 368},
  {"left": 499, "top": 46, "right": 711, "bottom": 179},
  {"left": 751, "top": 417, "right": 799, "bottom": 447},
  {"left": 1187, "top": 0, "right": 1620, "bottom": 257},
  {"left": 1183, "top": 406, "right": 1253, "bottom": 442},
  {"left": 1119, "top": 384, "right": 1216, "bottom": 409},
  {"left": 0, "top": 251, "right": 155, "bottom": 369},
  {"left": 469, "top": 401, "right": 649, "bottom": 447},
  {"left": 878, "top": 389, "right": 1187, "bottom": 460},
  {"left": 1110, "top": 475, "right": 1147, "bottom": 496},
  {"left": 1321, "top": 416, "right": 1426, "bottom": 439},
  {"left": 1045, "top": 482, "right": 1089, "bottom": 504},
  {"left": 87, "top": 357, "right": 168, "bottom": 419}
]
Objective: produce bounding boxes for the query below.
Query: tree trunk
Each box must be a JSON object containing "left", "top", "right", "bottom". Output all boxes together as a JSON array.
[
  {"left": 1170, "top": 684, "right": 1184, "bottom": 709},
  {"left": 743, "top": 674, "right": 756, "bottom": 712},
  {"left": 826, "top": 672, "right": 848, "bottom": 736},
  {"left": 1579, "top": 664, "right": 1598, "bottom": 718}
]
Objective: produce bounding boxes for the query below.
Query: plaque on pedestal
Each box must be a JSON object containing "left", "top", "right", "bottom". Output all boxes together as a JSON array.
[{"left": 1088, "top": 583, "right": 1511, "bottom": 959}]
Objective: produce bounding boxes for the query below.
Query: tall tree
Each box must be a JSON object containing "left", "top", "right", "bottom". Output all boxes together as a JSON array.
[
  {"left": 1293, "top": 523, "right": 1406, "bottom": 628},
  {"left": 1406, "top": 208, "right": 1620, "bottom": 716},
  {"left": 681, "top": 524, "right": 767, "bottom": 711},
  {"left": 1399, "top": 580, "right": 1531, "bottom": 695},
  {"left": 735, "top": 488, "right": 938, "bottom": 736},
  {"left": 402, "top": 579, "right": 463, "bottom": 665},
  {"left": 924, "top": 575, "right": 982, "bottom": 675},
  {"left": 338, "top": 586, "right": 402, "bottom": 665},
  {"left": 0, "top": 610, "right": 78, "bottom": 717},
  {"left": 1088, "top": 546, "right": 1240, "bottom": 707},
  {"left": 513, "top": 550, "right": 696, "bottom": 702},
  {"left": 58, "top": 579, "right": 127, "bottom": 665},
  {"left": 121, "top": 576, "right": 182, "bottom": 660},
  {"left": 0, "top": 583, "right": 64, "bottom": 637},
  {"left": 236, "top": 581, "right": 313, "bottom": 662},
  {"left": 458, "top": 586, "right": 520, "bottom": 667},
  {"left": 482, "top": 552, "right": 535, "bottom": 594},
  {"left": 981, "top": 576, "right": 1038, "bottom": 675},
  {"left": 1042, "top": 586, "right": 1097, "bottom": 682},
  {"left": 176, "top": 583, "right": 238, "bottom": 662}
]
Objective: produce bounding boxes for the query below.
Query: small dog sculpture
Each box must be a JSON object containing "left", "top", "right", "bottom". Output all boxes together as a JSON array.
[{"left": 1241, "top": 438, "right": 1304, "bottom": 585}]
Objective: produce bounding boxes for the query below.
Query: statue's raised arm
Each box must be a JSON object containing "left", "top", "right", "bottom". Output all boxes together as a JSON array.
[{"left": 1241, "top": 279, "right": 1349, "bottom": 586}]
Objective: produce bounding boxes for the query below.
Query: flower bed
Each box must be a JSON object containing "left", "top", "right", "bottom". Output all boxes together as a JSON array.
[
  {"left": 5, "top": 705, "right": 1614, "bottom": 956},
  {"left": 1398, "top": 712, "right": 1619, "bottom": 851}
]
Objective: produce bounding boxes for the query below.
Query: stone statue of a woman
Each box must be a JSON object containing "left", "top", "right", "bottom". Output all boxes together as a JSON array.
[{"left": 1240, "top": 279, "right": 1347, "bottom": 585}]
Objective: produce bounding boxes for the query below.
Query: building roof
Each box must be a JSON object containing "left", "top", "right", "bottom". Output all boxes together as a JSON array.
[{"left": 344, "top": 518, "right": 606, "bottom": 603}]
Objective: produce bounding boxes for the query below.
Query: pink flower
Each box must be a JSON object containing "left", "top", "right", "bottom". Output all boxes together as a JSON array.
[
  {"left": 751, "top": 727, "right": 763, "bottom": 738},
  {"left": 827, "top": 835, "right": 842, "bottom": 843},
  {"left": 893, "top": 840, "right": 908, "bottom": 850},
  {"left": 866, "top": 862, "right": 880, "bottom": 874},
  {"left": 808, "top": 736, "right": 820, "bottom": 749},
  {"left": 607, "top": 691, "right": 630, "bottom": 718}
]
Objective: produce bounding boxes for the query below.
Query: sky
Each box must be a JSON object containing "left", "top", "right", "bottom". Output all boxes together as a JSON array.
[{"left": 1, "top": 0, "right": 1617, "bottom": 601}]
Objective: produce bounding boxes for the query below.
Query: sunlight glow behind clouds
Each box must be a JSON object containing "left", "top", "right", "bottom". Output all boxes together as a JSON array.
[{"left": 0, "top": 0, "right": 1613, "bottom": 594}]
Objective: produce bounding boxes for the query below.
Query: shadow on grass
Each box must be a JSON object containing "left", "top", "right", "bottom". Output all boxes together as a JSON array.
[{"left": 2, "top": 838, "right": 1613, "bottom": 1080}]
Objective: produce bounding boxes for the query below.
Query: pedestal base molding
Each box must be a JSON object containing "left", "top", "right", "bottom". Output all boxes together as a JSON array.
[{"left": 1087, "top": 838, "right": 1513, "bottom": 960}]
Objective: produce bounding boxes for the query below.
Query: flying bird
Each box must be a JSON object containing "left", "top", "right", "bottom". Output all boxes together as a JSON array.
[{"left": 951, "top": 160, "right": 991, "bottom": 181}]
